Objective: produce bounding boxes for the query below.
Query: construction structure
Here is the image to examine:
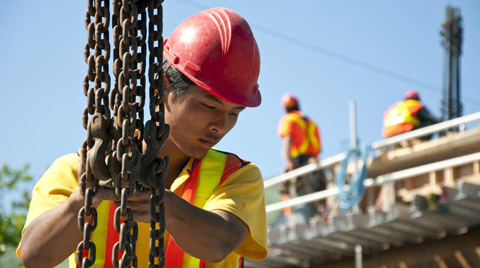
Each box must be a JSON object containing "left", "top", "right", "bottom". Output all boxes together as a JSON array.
[
  {"left": 249, "top": 112, "right": 480, "bottom": 268},
  {"left": 244, "top": 6, "right": 479, "bottom": 267}
]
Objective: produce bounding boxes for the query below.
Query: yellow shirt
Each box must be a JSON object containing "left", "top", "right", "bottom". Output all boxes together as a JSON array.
[{"left": 17, "top": 153, "right": 267, "bottom": 267}]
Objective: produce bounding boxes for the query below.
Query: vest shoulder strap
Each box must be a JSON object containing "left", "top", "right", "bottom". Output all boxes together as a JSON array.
[{"left": 211, "top": 149, "right": 250, "bottom": 185}]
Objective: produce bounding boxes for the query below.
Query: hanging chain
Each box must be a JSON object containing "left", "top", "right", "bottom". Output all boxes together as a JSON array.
[
  {"left": 78, "top": 0, "right": 111, "bottom": 267},
  {"left": 113, "top": 1, "right": 141, "bottom": 267},
  {"left": 146, "top": 2, "right": 167, "bottom": 267},
  {"left": 78, "top": 0, "right": 167, "bottom": 267}
]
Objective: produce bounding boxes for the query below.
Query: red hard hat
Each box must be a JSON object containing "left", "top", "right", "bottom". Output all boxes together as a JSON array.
[
  {"left": 404, "top": 90, "right": 420, "bottom": 101},
  {"left": 282, "top": 93, "right": 298, "bottom": 109},
  {"left": 163, "top": 7, "right": 261, "bottom": 107}
]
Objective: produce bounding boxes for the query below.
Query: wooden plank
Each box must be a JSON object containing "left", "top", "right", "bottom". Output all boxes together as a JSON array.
[
  {"left": 367, "top": 127, "right": 480, "bottom": 178},
  {"left": 433, "top": 254, "right": 449, "bottom": 268},
  {"left": 454, "top": 250, "right": 472, "bottom": 268},
  {"left": 474, "top": 161, "right": 480, "bottom": 175},
  {"left": 430, "top": 171, "right": 437, "bottom": 188},
  {"left": 444, "top": 167, "right": 455, "bottom": 187}
]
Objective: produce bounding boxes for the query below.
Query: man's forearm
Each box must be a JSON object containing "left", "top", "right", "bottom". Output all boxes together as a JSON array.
[
  {"left": 20, "top": 191, "right": 84, "bottom": 268},
  {"left": 164, "top": 191, "right": 247, "bottom": 263}
]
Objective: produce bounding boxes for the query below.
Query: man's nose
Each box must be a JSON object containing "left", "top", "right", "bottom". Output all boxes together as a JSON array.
[{"left": 210, "top": 113, "right": 229, "bottom": 135}]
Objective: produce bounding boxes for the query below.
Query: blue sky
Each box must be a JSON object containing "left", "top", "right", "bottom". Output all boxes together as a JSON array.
[{"left": 1, "top": 0, "right": 479, "bottom": 192}]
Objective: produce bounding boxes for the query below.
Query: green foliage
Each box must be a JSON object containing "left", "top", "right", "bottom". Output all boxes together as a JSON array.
[{"left": 0, "top": 163, "right": 33, "bottom": 256}]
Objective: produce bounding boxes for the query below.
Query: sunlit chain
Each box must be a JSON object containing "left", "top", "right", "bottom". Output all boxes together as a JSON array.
[
  {"left": 147, "top": 1, "right": 167, "bottom": 267},
  {"left": 134, "top": 5, "right": 148, "bottom": 154},
  {"left": 128, "top": 6, "right": 147, "bottom": 267},
  {"left": 78, "top": 0, "right": 111, "bottom": 267},
  {"left": 112, "top": 0, "right": 140, "bottom": 267},
  {"left": 80, "top": 0, "right": 168, "bottom": 267}
]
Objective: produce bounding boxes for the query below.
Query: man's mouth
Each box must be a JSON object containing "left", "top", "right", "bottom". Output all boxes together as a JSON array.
[{"left": 199, "top": 138, "right": 217, "bottom": 148}]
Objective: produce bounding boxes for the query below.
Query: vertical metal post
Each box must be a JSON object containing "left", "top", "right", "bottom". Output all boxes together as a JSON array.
[
  {"left": 447, "top": 7, "right": 453, "bottom": 120},
  {"left": 455, "top": 7, "right": 462, "bottom": 118},
  {"left": 355, "top": 244, "right": 363, "bottom": 268},
  {"left": 441, "top": 5, "right": 463, "bottom": 122},
  {"left": 349, "top": 101, "right": 360, "bottom": 213}
]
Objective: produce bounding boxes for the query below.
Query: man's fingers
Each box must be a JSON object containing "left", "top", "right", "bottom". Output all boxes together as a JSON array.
[
  {"left": 128, "top": 191, "right": 151, "bottom": 201},
  {"left": 95, "top": 187, "right": 120, "bottom": 201}
]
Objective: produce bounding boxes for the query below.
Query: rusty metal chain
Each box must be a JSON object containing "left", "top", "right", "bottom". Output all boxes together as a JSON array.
[
  {"left": 146, "top": 1, "right": 167, "bottom": 267},
  {"left": 113, "top": 1, "right": 140, "bottom": 267},
  {"left": 78, "top": 0, "right": 111, "bottom": 267},
  {"left": 79, "top": 0, "right": 168, "bottom": 267}
]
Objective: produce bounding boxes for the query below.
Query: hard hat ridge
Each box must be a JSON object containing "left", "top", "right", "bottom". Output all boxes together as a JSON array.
[
  {"left": 404, "top": 90, "right": 420, "bottom": 101},
  {"left": 164, "top": 7, "right": 261, "bottom": 107}
]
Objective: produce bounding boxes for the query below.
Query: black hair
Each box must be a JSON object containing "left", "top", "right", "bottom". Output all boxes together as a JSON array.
[
  {"left": 286, "top": 105, "right": 300, "bottom": 113},
  {"left": 162, "top": 59, "right": 195, "bottom": 99}
]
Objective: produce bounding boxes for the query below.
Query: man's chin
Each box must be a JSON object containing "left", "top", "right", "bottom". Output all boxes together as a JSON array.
[{"left": 188, "top": 147, "right": 210, "bottom": 160}]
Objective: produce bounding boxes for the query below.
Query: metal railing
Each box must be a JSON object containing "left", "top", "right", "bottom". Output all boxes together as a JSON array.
[
  {"left": 266, "top": 151, "right": 480, "bottom": 213},
  {"left": 264, "top": 153, "right": 345, "bottom": 189},
  {"left": 370, "top": 111, "right": 480, "bottom": 150},
  {"left": 264, "top": 111, "right": 480, "bottom": 212}
]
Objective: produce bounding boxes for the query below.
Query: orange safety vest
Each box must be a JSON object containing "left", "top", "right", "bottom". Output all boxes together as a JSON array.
[
  {"left": 281, "top": 111, "right": 321, "bottom": 158},
  {"left": 78, "top": 149, "right": 247, "bottom": 268},
  {"left": 382, "top": 99, "right": 423, "bottom": 138}
]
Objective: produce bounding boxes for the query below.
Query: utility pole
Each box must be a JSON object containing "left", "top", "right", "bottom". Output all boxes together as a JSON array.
[{"left": 441, "top": 5, "right": 463, "bottom": 122}]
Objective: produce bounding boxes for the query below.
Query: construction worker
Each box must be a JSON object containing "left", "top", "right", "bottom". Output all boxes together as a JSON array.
[
  {"left": 277, "top": 93, "right": 324, "bottom": 224},
  {"left": 18, "top": 7, "right": 266, "bottom": 268},
  {"left": 383, "top": 90, "right": 441, "bottom": 139}
]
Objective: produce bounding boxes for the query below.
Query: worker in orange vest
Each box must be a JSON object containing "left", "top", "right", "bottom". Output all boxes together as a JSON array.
[
  {"left": 277, "top": 93, "right": 325, "bottom": 224},
  {"left": 383, "top": 90, "right": 440, "bottom": 139},
  {"left": 18, "top": 7, "right": 267, "bottom": 268}
]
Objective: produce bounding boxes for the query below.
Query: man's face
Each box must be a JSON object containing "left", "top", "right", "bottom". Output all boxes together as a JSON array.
[{"left": 165, "top": 83, "right": 246, "bottom": 159}]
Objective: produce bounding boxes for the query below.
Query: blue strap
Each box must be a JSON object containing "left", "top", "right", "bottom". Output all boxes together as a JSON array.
[{"left": 336, "top": 145, "right": 370, "bottom": 211}]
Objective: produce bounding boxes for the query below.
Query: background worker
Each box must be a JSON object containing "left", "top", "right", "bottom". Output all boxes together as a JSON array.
[
  {"left": 18, "top": 7, "right": 267, "bottom": 268},
  {"left": 277, "top": 93, "right": 325, "bottom": 224},
  {"left": 383, "top": 90, "right": 441, "bottom": 139}
]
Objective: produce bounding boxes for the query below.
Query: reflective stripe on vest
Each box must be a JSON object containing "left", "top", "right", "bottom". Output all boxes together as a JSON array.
[
  {"left": 383, "top": 100, "right": 423, "bottom": 138},
  {"left": 80, "top": 149, "right": 246, "bottom": 268},
  {"left": 288, "top": 113, "right": 320, "bottom": 158}
]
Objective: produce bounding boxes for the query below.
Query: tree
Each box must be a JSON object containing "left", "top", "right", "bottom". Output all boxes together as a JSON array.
[{"left": 0, "top": 163, "right": 33, "bottom": 256}]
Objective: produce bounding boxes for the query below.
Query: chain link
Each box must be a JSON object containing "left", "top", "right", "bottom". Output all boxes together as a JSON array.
[
  {"left": 112, "top": 1, "right": 140, "bottom": 266},
  {"left": 147, "top": 1, "right": 167, "bottom": 267},
  {"left": 78, "top": 0, "right": 167, "bottom": 267},
  {"left": 78, "top": 0, "right": 111, "bottom": 266}
]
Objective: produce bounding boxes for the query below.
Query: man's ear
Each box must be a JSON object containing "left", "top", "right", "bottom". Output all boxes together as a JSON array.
[{"left": 163, "top": 73, "right": 172, "bottom": 110}]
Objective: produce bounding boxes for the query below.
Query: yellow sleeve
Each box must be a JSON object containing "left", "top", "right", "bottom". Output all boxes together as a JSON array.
[
  {"left": 202, "top": 164, "right": 267, "bottom": 260},
  {"left": 277, "top": 114, "right": 292, "bottom": 138},
  {"left": 17, "top": 153, "right": 80, "bottom": 258}
]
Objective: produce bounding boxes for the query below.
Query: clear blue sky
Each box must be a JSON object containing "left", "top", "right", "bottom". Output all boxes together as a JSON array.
[{"left": 1, "top": 0, "right": 479, "bottom": 190}]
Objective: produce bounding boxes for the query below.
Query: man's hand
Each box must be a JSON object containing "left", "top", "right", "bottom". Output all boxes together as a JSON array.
[
  {"left": 113, "top": 190, "right": 152, "bottom": 222},
  {"left": 76, "top": 158, "right": 120, "bottom": 207},
  {"left": 282, "top": 136, "right": 294, "bottom": 172},
  {"left": 284, "top": 158, "right": 295, "bottom": 172},
  {"left": 78, "top": 158, "right": 153, "bottom": 222}
]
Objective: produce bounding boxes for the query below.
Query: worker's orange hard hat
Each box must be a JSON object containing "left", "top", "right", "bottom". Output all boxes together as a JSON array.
[
  {"left": 163, "top": 7, "right": 261, "bottom": 107},
  {"left": 282, "top": 93, "right": 298, "bottom": 109},
  {"left": 404, "top": 90, "right": 420, "bottom": 101}
]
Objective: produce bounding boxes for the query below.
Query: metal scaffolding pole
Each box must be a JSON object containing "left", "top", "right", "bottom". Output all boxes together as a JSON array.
[{"left": 441, "top": 5, "right": 463, "bottom": 122}]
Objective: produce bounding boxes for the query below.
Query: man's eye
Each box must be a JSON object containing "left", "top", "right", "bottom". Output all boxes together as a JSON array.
[
  {"left": 203, "top": 103, "right": 216, "bottom": 109},
  {"left": 229, "top": 112, "right": 239, "bottom": 117}
]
